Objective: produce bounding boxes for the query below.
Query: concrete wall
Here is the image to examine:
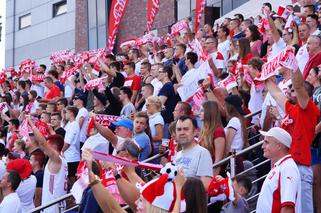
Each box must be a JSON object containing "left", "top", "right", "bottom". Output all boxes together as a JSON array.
[{"left": 5, "top": 0, "right": 75, "bottom": 67}]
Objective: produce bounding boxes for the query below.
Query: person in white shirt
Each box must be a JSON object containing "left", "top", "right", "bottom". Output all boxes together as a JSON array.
[
  {"left": 257, "top": 127, "right": 301, "bottom": 213},
  {"left": 73, "top": 95, "right": 89, "bottom": 147},
  {"left": 247, "top": 58, "right": 265, "bottom": 125},
  {"left": 62, "top": 106, "right": 80, "bottom": 187},
  {"left": 94, "top": 118, "right": 134, "bottom": 155},
  {"left": 0, "top": 170, "right": 22, "bottom": 213},
  {"left": 217, "top": 26, "right": 230, "bottom": 63},
  {"left": 307, "top": 14, "right": 321, "bottom": 36},
  {"left": 28, "top": 116, "right": 68, "bottom": 213},
  {"left": 296, "top": 23, "right": 311, "bottom": 73},
  {"left": 150, "top": 63, "right": 163, "bottom": 96},
  {"left": 6, "top": 159, "right": 36, "bottom": 212}
]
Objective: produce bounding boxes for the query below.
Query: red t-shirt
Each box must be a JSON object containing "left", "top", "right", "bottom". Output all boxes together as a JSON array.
[
  {"left": 281, "top": 99, "right": 320, "bottom": 166},
  {"left": 44, "top": 84, "right": 60, "bottom": 100},
  {"left": 199, "top": 127, "right": 225, "bottom": 161},
  {"left": 124, "top": 75, "right": 141, "bottom": 91}
]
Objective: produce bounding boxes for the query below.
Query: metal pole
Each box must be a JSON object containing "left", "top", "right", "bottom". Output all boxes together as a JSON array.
[{"left": 230, "top": 149, "right": 236, "bottom": 177}]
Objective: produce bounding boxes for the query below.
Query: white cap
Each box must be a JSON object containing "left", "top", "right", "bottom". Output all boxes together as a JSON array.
[{"left": 259, "top": 127, "right": 292, "bottom": 148}]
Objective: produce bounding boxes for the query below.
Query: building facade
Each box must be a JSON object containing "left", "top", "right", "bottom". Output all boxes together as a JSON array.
[{"left": 5, "top": 0, "right": 247, "bottom": 68}]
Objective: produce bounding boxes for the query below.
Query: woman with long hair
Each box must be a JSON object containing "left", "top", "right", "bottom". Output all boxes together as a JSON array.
[
  {"left": 245, "top": 25, "right": 262, "bottom": 57},
  {"left": 228, "top": 39, "right": 239, "bottom": 60},
  {"left": 282, "top": 27, "right": 299, "bottom": 54},
  {"left": 224, "top": 95, "right": 248, "bottom": 173},
  {"left": 199, "top": 101, "right": 226, "bottom": 176},
  {"left": 237, "top": 38, "right": 253, "bottom": 65}
]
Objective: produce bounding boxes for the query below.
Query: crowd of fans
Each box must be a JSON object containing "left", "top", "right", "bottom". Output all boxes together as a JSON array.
[{"left": 0, "top": 0, "right": 321, "bottom": 212}]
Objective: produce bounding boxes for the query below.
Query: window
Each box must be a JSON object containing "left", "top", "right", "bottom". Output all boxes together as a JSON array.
[
  {"left": 19, "top": 14, "right": 31, "bottom": 30},
  {"left": 53, "top": 1, "right": 67, "bottom": 17}
]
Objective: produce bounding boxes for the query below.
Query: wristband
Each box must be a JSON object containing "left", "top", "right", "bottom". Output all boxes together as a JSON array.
[
  {"left": 89, "top": 175, "right": 101, "bottom": 187},
  {"left": 114, "top": 173, "right": 122, "bottom": 180}
]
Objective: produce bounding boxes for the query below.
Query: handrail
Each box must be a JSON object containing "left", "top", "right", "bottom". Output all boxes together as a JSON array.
[
  {"left": 236, "top": 159, "right": 270, "bottom": 177},
  {"left": 244, "top": 109, "right": 262, "bottom": 119},
  {"left": 28, "top": 193, "right": 73, "bottom": 213},
  {"left": 213, "top": 140, "right": 264, "bottom": 168},
  {"left": 29, "top": 151, "right": 170, "bottom": 213}
]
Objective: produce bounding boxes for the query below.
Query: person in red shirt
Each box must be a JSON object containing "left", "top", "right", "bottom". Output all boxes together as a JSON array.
[
  {"left": 123, "top": 62, "right": 141, "bottom": 103},
  {"left": 266, "top": 67, "right": 320, "bottom": 213},
  {"left": 42, "top": 76, "right": 61, "bottom": 102}
]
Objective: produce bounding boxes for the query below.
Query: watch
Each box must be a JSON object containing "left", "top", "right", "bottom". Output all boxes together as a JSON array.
[{"left": 89, "top": 175, "right": 101, "bottom": 187}]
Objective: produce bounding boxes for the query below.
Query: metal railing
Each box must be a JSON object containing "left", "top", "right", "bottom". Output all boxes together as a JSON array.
[{"left": 30, "top": 109, "right": 264, "bottom": 213}]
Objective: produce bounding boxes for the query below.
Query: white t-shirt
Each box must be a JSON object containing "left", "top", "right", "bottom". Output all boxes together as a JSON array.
[
  {"left": 225, "top": 117, "right": 243, "bottom": 152},
  {"left": 76, "top": 107, "right": 89, "bottom": 143},
  {"left": 151, "top": 78, "right": 163, "bottom": 96},
  {"left": 64, "top": 120, "right": 81, "bottom": 162},
  {"left": 260, "top": 79, "right": 292, "bottom": 128},
  {"left": 64, "top": 76, "right": 75, "bottom": 99},
  {"left": 296, "top": 44, "right": 309, "bottom": 74},
  {"left": 0, "top": 192, "right": 22, "bottom": 213},
  {"left": 16, "top": 175, "right": 37, "bottom": 212},
  {"left": 218, "top": 39, "right": 230, "bottom": 63},
  {"left": 42, "top": 157, "right": 68, "bottom": 213},
  {"left": 267, "top": 38, "right": 286, "bottom": 61},
  {"left": 82, "top": 133, "right": 110, "bottom": 154},
  {"left": 30, "top": 84, "right": 45, "bottom": 97},
  {"left": 0, "top": 160, "right": 5, "bottom": 179},
  {"left": 256, "top": 155, "right": 301, "bottom": 213},
  {"left": 249, "top": 84, "right": 264, "bottom": 125},
  {"left": 149, "top": 112, "right": 164, "bottom": 138}
]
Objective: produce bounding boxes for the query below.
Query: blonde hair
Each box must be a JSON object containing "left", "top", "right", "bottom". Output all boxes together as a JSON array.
[{"left": 146, "top": 96, "right": 162, "bottom": 111}]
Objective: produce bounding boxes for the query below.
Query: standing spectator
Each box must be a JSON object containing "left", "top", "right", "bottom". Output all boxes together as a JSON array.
[
  {"left": 296, "top": 23, "right": 311, "bottom": 73},
  {"left": 140, "top": 83, "right": 154, "bottom": 111},
  {"left": 47, "top": 70, "right": 64, "bottom": 97},
  {"left": 28, "top": 116, "right": 68, "bottom": 213},
  {"left": 133, "top": 112, "right": 152, "bottom": 161},
  {"left": 205, "top": 37, "right": 225, "bottom": 80},
  {"left": 175, "top": 43, "right": 188, "bottom": 76},
  {"left": 150, "top": 63, "right": 163, "bottom": 96},
  {"left": 62, "top": 106, "right": 80, "bottom": 187},
  {"left": 30, "top": 150, "right": 45, "bottom": 207},
  {"left": 5, "top": 119, "right": 19, "bottom": 152},
  {"left": 128, "top": 48, "right": 141, "bottom": 75},
  {"left": 282, "top": 27, "right": 300, "bottom": 54},
  {"left": 199, "top": 101, "right": 226, "bottom": 176},
  {"left": 42, "top": 76, "right": 61, "bottom": 102},
  {"left": 0, "top": 143, "right": 6, "bottom": 180},
  {"left": 266, "top": 67, "right": 319, "bottom": 212},
  {"left": 174, "top": 116, "right": 213, "bottom": 191},
  {"left": 307, "top": 14, "right": 321, "bottom": 35},
  {"left": 7, "top": 159, "right": 37, "bottom": 212},
  {"left": 163, "top": 47, "right": 174, "bottom": 66},
  {"left": 229, "top": 18, "right": 244, "bottom": 40},
  {"left": 245, "top": 25, "right": 262, "bottom": 57},
  {"left": 158, "top": 66, "right": 178, "bottom": 138},
  {"left": 146, "top": 96, "right": 164, "bottom": 158},
  {"left": 49, "top": 112, "right": 66, "bottom": 138},
  {"left": 123, "top": 62, "right": 141, "bottom": 103},
  {"left": 119, "top": 87, "right": 136, "bottom": 117},
  {"left": 73, "top": 95, "right": 89, "bottom": 148},
  {"left": 92, "top": 91, "right": 107, "bottom": 114},
  {"left": 217, "top": 26, "right": 230, "bottom": 62},
  {"left": 173, "top": 101, "right": 192, "bottom": 121},
  {"left": 302, "top": 35, "right": 321, "bottom": 79},
  {"left": 224, "top": 95, "right": 248, "bottom": 173},
  {"left": 0, "top": 170, "right": 22, "bottom": 213},
  {"left": 204, "top": 23, "right": 214, "bottom": 37},
  {"left": 257, "top": 127, "right": 301, "bottom": 212}
]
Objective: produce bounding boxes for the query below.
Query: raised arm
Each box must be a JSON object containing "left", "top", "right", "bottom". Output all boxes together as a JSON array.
[
  {"left": 266, "top": 9, "right": 280, "bottom": 43},
  {"left": 265, "top": 77, "right": 286, "bottom": 112},
  {"left": 94, "top": 119, "right": 118, "bottom": 146},
  {"left": 28, "top": 117, "right": 61, "bottom": 164},
  {"left": 291, "top": 69, "right": 309, "bottom": 109}
]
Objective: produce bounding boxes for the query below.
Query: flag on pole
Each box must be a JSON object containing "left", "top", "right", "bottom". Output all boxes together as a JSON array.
[{"left": 146, "top": 0, "right": 161, "bottom": 32}]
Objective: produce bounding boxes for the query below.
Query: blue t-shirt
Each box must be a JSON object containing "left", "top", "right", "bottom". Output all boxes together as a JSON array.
[
  {"left": 134, "top": 132, "right": 151, "bottom": 161},
  {"left": 158, "top": 82, "right": 179, "bottom": 123},
  {"left": 178, "top": 58, "right": 188, "bottom": 76}
]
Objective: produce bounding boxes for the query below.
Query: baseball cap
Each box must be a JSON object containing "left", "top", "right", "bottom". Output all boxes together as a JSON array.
[
  {"left": 112, "top": 118, "right": 133, "bottom": 131},
  {"left": 224, "top": 95, "right": 246, "bottom": 115},
  {"left": 259, "top": 127, "right": 292, "bottom": 148}
]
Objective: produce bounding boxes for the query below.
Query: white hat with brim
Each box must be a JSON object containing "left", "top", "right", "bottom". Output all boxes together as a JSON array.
[{"left": 259, "top": 127, "right": 292, "bottom": 148}]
